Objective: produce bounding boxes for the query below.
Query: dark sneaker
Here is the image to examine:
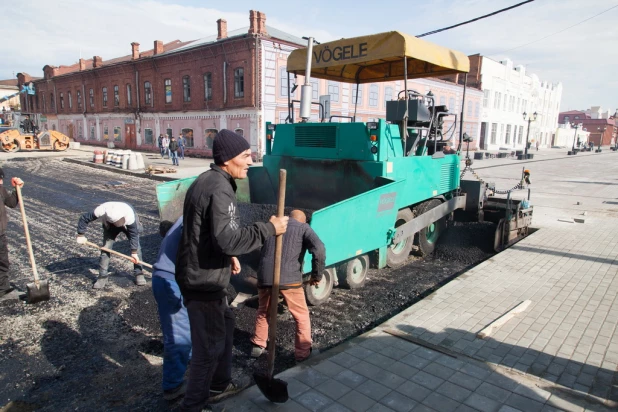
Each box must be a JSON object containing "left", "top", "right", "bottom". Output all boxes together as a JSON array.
[
  {"left": 93, "top": 277, "right": 108, "bottom": 289},
  {"left": 250, "top": 345, "right": 265, "bottom": 358},
  {"left": 135, "top": 274, "right": 146, "bottom": 286},
  {"left": 163, "top": 381, "right": 186, "bottom": 401},
  {"left": 208, "top": 381, "right": 245, "bottom": 403}
]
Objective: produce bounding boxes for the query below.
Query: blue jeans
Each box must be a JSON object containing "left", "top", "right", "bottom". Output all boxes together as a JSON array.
[
  {"left": 152, "top": 275, "right": 192, "bottom": 391},
  {"left": 179, "top": 146, "right": 185, "bottom": 159},
  {"left": 170, "top": 150, "right": 179, "bottom": 166}
]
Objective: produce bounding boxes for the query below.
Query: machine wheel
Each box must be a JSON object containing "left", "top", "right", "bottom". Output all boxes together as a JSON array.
[
  {"left": 304, "top": 267, "right": 334, "bottom": 306},
  {"left": 2, "top": 139, "right": 20, "bottom": 153},
  {"left": 387, "top": 208, "right": 414, "bottom": 268},
  {"left": 340, "top": 254, "right": 369, "bottom": 289},
  {"left": 415, "top": 199, "right": 446, "bottom": 257},
  {"left": 54, "top": 140, "right": 69, "bottom": 151}
]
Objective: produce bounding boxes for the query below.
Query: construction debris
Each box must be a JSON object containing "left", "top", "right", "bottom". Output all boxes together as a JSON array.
[
  {"left": 574, "top": 217, "right": 586, "bottom": 224},
  {"left": 145, "top": 165, "right": 177, "bottom": 175},
  {"left": 558, "top": 218, "right": 575, "bottom": 223}
]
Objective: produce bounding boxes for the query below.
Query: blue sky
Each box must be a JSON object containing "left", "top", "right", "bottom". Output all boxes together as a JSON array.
[{"left": 5, "top": 0, "right": 617, "bottom": 112}]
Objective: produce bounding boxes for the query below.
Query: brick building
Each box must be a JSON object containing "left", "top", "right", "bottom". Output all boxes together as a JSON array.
[
  {"left": 558, "top": 110, "right": 616, "bottom": 147},
  {"left": 18, "top": 10, "right": 482, "bottom": 156}
]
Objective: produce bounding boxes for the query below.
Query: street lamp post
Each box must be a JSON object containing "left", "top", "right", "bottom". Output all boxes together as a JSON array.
[
  {"left": 571, "top": 123, "right": 580, "bottom": 154},
  {"left": 523, "top": 111, "right": 537, "bottom": 158}
]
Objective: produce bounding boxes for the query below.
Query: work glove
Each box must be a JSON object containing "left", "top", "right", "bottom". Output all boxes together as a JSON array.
[
  {"left": 76, "top": 235, "right": 87, "bottom": 244},
  {"left": 130, "top": 253, "right": 139, "bottom": 264},
  {"left": 11, "top": 177, "right": 24, "bottom": 187}
]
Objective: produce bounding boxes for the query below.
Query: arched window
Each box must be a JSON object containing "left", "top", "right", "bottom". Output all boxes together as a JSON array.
[
  {"left": 234, "top": 68, "right": 244, "bottom": 98},
  {"left": 89, "top": 89, "right": 94, "bottom": 108},
  {"left": 203, "top": 73, "right": 212, "bottom": 101},
  {"left": 205, "top": 128, "right": 218, "bottom": 149},
  {"left": 183, "top": 76, "right": 191, "bottom": 102},
  {"left": 164, "top": 79, "right": 172, "bottom": 103},
  {"left": 113, "top": 85, "right": 119, "bottom": 106},
  {"left": 126, "top": 84, "right": 132, "bottom": 106},
  {"left": 68, "top": 91, "right": 72, "bottom": 109},
  {"left": 102, "top": 87, "right": 108, "bottom": 107},
  {"left": 77, "top": 91, "right": 82, "bottom": 109},
  {"left": 182, "top": 128, "right": 194, "bottom": 147},
  {"left": 60, "top": 93, "right": 64, "bottom": 109},
  {"left": 369, "top": 84, "right": 378, "bottom": 107},
  {"left": 384, "top": 87, "right": 393, "bottom": 108}
]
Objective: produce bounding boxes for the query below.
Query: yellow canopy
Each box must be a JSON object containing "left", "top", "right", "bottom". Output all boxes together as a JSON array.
[{"left": 287, "top": 31, "right": 470, "bottom": 84}]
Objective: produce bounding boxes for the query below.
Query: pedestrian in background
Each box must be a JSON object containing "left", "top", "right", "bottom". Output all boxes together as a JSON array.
[
  {"left": 158, "top": 134, "right": 165, "bottom": 158},
  {"left": 169, "top": 136, "right": 180, "bottom": 166},
  {"left": 178, "top": 134, "right": 186, "bottom": 160},
  {"left": 536, "top": 141, "right": 540, "bottom": 151},
  {"left": 162, "top": 135, "right": 170, "bottom": 159},
  {"left": 0, "top": 168, "right": 23, "bottom": 299}
]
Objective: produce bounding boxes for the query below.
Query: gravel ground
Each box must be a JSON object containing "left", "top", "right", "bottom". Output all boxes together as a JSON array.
[{"left": 0, "top": 159, "right": 496, "bottom": 411}]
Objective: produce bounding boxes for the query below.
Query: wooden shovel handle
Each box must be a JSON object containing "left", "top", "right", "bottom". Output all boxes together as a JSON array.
[
  {"left": 266, "top": 169, "right": 286, "bottom": 378},
  {"left": 16, "top": 185, "right": 40, "bottom": 285},
  {"left": 84, "top": 240, "right": 153, "bottom": 269}
]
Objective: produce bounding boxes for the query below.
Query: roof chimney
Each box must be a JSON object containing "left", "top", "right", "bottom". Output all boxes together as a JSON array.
[
  {"left": 79, "top": 58, "right": 86, "bottom": 71},
  {"left": 248, "top": 10, "right": 258, "bottom": 35},
  {"left": 154, "top": 40, "right": 164, "bottom": 55},
  {"left": 131, "top": 42, "right": 140, "bottom": 60},
  {"left": 256, "top": 11, "right": 267, "bottom": 35},
  {"left": 93, "top": 56, "right": 102, "bottom": 68},
  {"left": 217, "top": 19, "right": 228, "bottom": 40}
]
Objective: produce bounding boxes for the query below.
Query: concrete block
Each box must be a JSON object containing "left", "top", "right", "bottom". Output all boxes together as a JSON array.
[{"left": 574, "top": 217, "right": 586, "bottom": 224}]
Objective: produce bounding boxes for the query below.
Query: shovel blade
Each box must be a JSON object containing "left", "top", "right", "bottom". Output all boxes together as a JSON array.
[
  {"left": 253, "top": 372, "right": 288, "bottom": 404},
  {"left": 26, "top": 280, "right": 50, "bottom": 304}
]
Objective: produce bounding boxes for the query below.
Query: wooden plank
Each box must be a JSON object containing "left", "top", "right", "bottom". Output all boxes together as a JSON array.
[
  {"left": 384, "top": 328, "right": 458, "bottom": 358},
  {"left": 477, "top": 300, "right": 532, "bottom": 339}
]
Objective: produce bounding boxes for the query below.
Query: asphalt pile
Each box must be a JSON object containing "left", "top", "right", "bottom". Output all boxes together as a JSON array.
[{"left": 0, "top": 159, "right": 500, "bottom": 411}]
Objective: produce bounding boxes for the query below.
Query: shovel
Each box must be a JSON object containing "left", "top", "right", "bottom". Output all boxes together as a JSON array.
[
  {"left": 16, "top": 185, "right": 50, "bottom": 304},
  {"left": 254, "top": 169, "right": 289, "bottom": 403},
  {"left": 82, "top": 240, "right": 153, "bottom": 269}
]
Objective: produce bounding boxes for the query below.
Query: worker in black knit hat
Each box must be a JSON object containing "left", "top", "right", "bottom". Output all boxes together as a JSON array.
[
  {"left": 175, "top": 129, "right": 288, "bottom": 410},
  {"left": 0, "top": 167, "right": 24, "bottom": 300}
]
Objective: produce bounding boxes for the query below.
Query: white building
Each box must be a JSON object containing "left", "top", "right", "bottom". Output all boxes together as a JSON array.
[
  {"left": 553, "top": 123, "right": 589, "bottom": 148},
  {"left": 476, "top": 56, "right": 562, "bottom": 151}
]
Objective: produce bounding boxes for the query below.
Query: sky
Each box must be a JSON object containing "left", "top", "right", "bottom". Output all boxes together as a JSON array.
[{"left": 4, "top": 0, "right": 617, "bottom": 112}]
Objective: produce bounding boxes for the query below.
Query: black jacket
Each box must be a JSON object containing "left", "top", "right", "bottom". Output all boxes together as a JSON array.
[
  {"left": 0, "top": 185, "right": 18, "bottom": 236},
  {"left": 176, "top": 164, "right": 276, "bottom": 301},
  {"left": 257, "top": 218, "right": 325, "bottom": 289},
  {"left": 169, "top": 140, "right": 179, "bottom": 152}
]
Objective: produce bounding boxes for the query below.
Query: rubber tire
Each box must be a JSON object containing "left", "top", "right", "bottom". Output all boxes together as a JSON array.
[
  {"left": 54, "top": 140, "right": 68, "bottom": 152},
  {"left": 387, "top": 208, "right": 414, "bottom": 268},
  {"left": 4, "top": 139, "right": 20, "bottom": 153},
  {"left": 304, "top": 268, "right": 334, "bottom": 306},
  {"left": 340, "top": 254, "right": 369, "bottom": 289},
  {"left": 415, "top": 199, "right": 446, "bottom": 257}
]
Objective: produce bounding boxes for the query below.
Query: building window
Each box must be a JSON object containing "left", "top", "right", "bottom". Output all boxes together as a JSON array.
[
  {"left": 494, "top": 92, "right": 500, "bottom": 109},
  {"left": 449, "top": 97, "right": 455, "bottom": 112},
  {"left": 144, "top": 128, "right": 154, "bottom": 145},
  {"left": 164, "top": 79, "right": 172, "bottom": 103},
  {"left": 205, "top": 128, "right": 218, "bottom": 149},
  {"left": 329, "top": 81, "right": 340, "bottom": 102},
  {"left": 279, "top": 111, "right": 288, "bottom": 124},
  {"left": 144, "top": 81, "right": 152, "bottom": 105},
  {"left": 311, "top": 79, "right": 318, "bottom": 100},
  {"left": 68, "top": 92, "right": 72, "bottom": 109},
  {"left": 475, "top": 102, "right": 480, "bottom": 117},
  {"left": 466, "top": 100, "right": 472, "bottom": 117},
  {"left": 500, "top": 124, "right": 504, "bottom": 143},
  {"left": 505, "top": 124, "right": 511, "bottom": 144},
  {"left": 483, "top": 90, "right": 489, "bottom": 108},
  {"left": 369, "top": 84, "right": 378, "bottom": 107},
  {"left": 102, "top": 87, "right": 108, "bottom": 107},
  {"left": 89, "top": 89, "right": 94, "bottom": 108},
  {"left": 204, "top": 73, "right": 212, "bottom": 101},
  {"left": 182, "top": 128, "right": 194, "bottom": 147},
  {"left": 41, "top": 92, "right": 46, "bottom": 112},
  {"left": 50, "top": 93, "right": 55, "bottom": 110},
  {"left": 503, "top": 95, "right": 508, "bottom": 111},
  {"left": 384, "top": 87, "right": 393, "bottom": 108},
  {"left": 574, "top": 115, "right": 580, "bottom": 120},
  {"left": 59, "top": 93, "right": 64, "bottom": 109},
  {"left": 166, "top": 128, "right": 172, "bottom": 138},
  {"left": 126, "top": 84, "right": 132, "bottom": 106},
  {"left": 183, "top": 76, "right": 191, "bottom": 102},
  {"left": 440, "top": 96, "right": 446, "bottom": 106},
  {"left": 90, "top": 125, "right": 95, "bottom": 140},
  {"left": 234, "top": 128, "right": 244, "bottom": 137},
  {"left": 516, "top": 98, "right": 520, "bottom": 113},
  {"left": 352, "top": 84, "right": 363, "bottom": 106},
  {"left": 234, "top": 68, "right": 244, "bottom": 98},
  {"left": 114, "top": 85, "right": 119, "bottom": 106},
  {"left": 563, "top": 115, "right": 570, "bottom": 123},
  {"left": 490, "top": 123, "right": 497, "bottom": 144},
  {"left": 114, "top": 126, "right": 121, "bottom": 141},
  {"left": 280, "top": 67, "right": 290, "bottom": 97},
  {"left": 77, "top": 91, "right": 81, "bottom": 109},
  {"left": 103, "top": 126, "right": 109, "bottom": 140}
]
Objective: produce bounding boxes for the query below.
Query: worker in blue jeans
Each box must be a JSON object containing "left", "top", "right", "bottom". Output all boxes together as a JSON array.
[{"left": 152, "top": 217, "right": 191, "bottom": 401}]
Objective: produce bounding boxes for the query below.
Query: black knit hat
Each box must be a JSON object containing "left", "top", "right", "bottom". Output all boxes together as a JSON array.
[{"left": 213, "top": 129, "right": 250, "bottom": 164}]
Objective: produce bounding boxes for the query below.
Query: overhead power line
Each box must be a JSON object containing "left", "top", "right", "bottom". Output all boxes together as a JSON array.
[
  {"left": 416, "top": 0, "right": 535, "bottom": 38},
  {"left": 492, "top": 3, "right": 618, "bottom": 55}
]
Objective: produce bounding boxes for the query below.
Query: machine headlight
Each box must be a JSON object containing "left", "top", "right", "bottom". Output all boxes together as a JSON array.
[{"left": 367, "top": 122, "right": 378, "bottom": 130}]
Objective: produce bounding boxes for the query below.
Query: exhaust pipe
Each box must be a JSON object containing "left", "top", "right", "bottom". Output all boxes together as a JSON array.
[{"left": 300, "top": 37, "right": 315, "bottom": 122}]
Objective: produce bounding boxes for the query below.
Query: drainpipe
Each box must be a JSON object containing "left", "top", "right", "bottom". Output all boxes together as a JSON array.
[{"left": 223, "top": 61, "right": 227, "bottom": 105}]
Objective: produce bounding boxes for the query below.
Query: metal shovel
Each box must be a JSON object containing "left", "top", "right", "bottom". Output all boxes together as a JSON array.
[
  {"left": 254, "top": 169, "right": 289, "bottom": 403},
  {"left": 17, "top": 185, "right": 50, "bottom": 304}
]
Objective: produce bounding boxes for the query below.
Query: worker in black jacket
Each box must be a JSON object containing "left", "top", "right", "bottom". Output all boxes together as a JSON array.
[
  {"left": 0, "top": 168, "right": 23, "bottom": 299},
  {"left": 251, "top": 209, "right": 325, "bottom": 362},
  {"left": 176, "top": 129, "right": 288, "bottom": 411},
  {"left": 169, "top": 136, "right": 180, "bottom": 166}
]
